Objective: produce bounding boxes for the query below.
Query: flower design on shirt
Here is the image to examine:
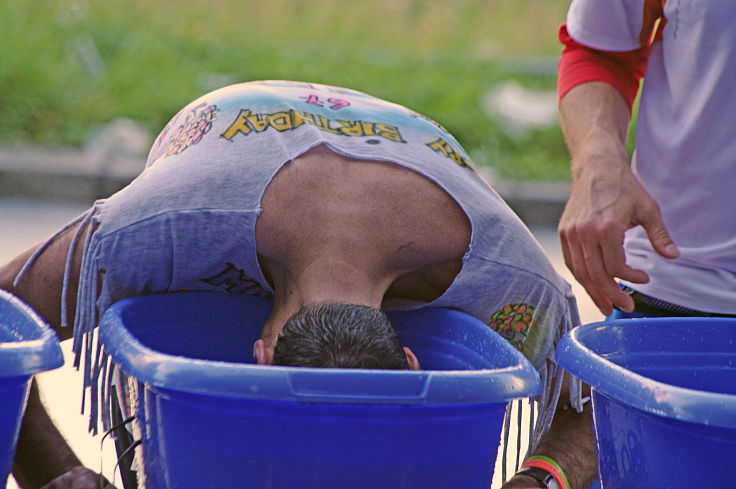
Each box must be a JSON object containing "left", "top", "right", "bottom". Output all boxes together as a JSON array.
[
  {"left": 488, "top": 303, "right": 534, "bottom": 349},
  {"left": 165, "top": 103, "right": 219, "bottom": 156}
]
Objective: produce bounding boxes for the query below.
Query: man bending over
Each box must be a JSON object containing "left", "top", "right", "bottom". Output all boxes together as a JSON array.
[{"left": 1, "top": 80, "right": 591, "bottom": 489}]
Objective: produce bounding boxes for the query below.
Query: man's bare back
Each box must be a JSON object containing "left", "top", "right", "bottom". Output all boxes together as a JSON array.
[{"left": 256, "top": 145, "right": 471, "bottom": 304}]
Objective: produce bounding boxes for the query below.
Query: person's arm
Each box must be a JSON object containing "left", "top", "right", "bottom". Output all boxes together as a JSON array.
[
  {"left": 502, "top": 376, "right": 596, "bottom": 489},
  {"left": 555, "top": 20, "right": 679, "bottom": 316},
  {"left": 12, "top": 380, "right": 114, "bottom": 489},
  {"left": 557, "top": 80, "right": 679, "bottom": 317},
  {"left": 1, "top": 223, "right": 115, "bottom": 489}
]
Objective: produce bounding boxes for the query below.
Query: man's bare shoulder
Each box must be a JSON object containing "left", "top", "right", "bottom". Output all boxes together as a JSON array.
[{"left": 255, "top": 145, "right": 470, "bottom": 272}]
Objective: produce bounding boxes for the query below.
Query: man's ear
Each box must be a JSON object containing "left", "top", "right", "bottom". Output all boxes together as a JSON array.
[
  {"left": 403, "top": 347, "right": 421, "bottom": 371},
  {"left": 253, "top": 339, "right": 273, "bottom": 365}
]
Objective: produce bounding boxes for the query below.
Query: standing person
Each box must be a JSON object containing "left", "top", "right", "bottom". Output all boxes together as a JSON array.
[
  {"left": 2, "top": 80, "right": 589, "bottom": 488},
  {"left": 557, "top": 0, "right": 736, "bottom": 320},
  {"left": 552, "top": 1, "right": 736, "bottom": 487}
]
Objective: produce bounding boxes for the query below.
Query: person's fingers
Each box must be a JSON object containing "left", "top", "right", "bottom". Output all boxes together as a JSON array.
[
  {"left": 582, "top": 250, "right": 634, "bottom": 315},
  {"left": 561, "top": 220, "right": 640, "bottom": 315},
  {"left": 636, "top": 198, "right": 679, "bottom": 259},
  {"left": 598, "top": 225, "right": 649, "bottom": 285},
  {"left": 608, "top": 282, "right": 635, "bottom": 313},
  {"left": 580, "top": 231, "right": 624, "bottom": 316},
  {"left": 561, "top": 225, "right": 614, "bottom": 316}
]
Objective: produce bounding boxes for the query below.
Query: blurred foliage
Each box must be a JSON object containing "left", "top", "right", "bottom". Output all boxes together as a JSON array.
[{"left": 0, "top": 0, "right": 575, "bottom": 180}]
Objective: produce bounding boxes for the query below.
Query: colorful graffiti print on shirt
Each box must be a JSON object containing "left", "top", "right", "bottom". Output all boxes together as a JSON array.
[
  {"left": 426, "top": 137, "right": 475, "bottom": 172},
  {"left": 488, "top": 303, "right": 534, "bottom": 350},
  {"left": 220, "top": 108, "right": 405, "bottom": 144},
  {"left": 165, "top": 103, "right": 219, "bottom": 156}
]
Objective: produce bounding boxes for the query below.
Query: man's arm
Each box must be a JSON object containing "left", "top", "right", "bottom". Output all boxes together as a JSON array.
[
  {"left": 12, "top": 380, "right": 104, "bottom": 489},
  {"left": 556, "top": 81, "right": 678, "bottom": 316},
  {"left": 502, "top": 376, "right": 596, "bottom": 489},
  {"left": 1, "top": 224, "right": 114, "bottom": 489}
]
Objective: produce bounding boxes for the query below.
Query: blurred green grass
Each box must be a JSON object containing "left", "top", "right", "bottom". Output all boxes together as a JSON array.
[{"left": 0, "top": 0, "right": 573, "bottom": 180}]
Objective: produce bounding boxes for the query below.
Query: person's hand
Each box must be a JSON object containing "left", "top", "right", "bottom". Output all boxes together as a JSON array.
[
  {"left": 40, "top": 466, "right": 117, "bottom": 489},
  {"left": 558, "top": 156, "right": 679, "bottom": 316}
]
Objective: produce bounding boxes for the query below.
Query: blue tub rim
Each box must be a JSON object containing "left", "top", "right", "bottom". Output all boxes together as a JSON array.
[
  {"left": 0, "top": 289, "right": 64, "bottom": 377},
  {"left": 99, "top": 292, "right": 542, "bottom": 406},
  {"left": 556, "top": 317, "right": 736, "bottom": 429}
]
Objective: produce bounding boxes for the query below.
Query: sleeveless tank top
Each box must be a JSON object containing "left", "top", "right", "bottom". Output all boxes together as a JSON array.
[{"left": 18, "top": 81, "right": 580, "bottom": 445}]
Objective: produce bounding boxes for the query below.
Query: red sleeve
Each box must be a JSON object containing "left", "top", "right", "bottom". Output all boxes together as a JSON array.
[{"left": 557, "top": 23, "right": 649, "bottom": 109}]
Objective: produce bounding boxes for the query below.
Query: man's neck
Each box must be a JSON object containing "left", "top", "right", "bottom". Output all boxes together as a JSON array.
[{"left": 257, "top": 254, "right": 398, "bottom": 350}]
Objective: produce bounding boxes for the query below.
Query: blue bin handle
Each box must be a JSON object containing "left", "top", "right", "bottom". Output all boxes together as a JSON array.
[{"left": 286, "top": 369, "right": 430, "bottom": 403}]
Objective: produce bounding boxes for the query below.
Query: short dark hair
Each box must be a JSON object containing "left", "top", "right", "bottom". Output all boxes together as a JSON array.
[{"left": 272, "top": 302, "right": 409, "bottom": 369}]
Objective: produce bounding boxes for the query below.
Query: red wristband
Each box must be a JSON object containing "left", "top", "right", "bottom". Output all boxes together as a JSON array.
[{"left": 521, "top": 456, "right": 570, "bottom": 489}]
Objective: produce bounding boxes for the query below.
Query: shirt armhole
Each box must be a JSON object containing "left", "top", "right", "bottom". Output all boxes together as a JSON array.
[{"left": 557, "top": 23, "right": 649, "bottom": 110}]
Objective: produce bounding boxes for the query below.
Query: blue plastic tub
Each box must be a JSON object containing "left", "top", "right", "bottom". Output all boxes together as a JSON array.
[
  {"left": 556, "top": 318, "right": 736, "bottom": 489},
  {"left": 0, "top": 290, "right": 63, "bottom": 484},
  {"left": 99, "top": 291, "right": 540, "bottom": 489}
]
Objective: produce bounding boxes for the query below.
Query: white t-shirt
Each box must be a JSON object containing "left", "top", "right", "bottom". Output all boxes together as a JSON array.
[{"left": 567, "top": 0, "right": 736, "bottom": 313}]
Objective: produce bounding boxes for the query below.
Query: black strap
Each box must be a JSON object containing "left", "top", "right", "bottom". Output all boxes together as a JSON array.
[
  {"left": 110, "top": 385, "right": 139, "bottom": 489},
  {"left": 621, "top": 285, "right": 736, "bottom": 318},
  {"left": 517, "top": 466, "right": 558, "bottom": 488}
]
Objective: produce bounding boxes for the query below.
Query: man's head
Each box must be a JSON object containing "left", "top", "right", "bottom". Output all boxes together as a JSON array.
[{"left": 255, "top": 302, "right": 419, "bottom": 370}]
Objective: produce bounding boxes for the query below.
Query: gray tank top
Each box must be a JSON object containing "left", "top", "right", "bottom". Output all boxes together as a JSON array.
[{"left": 17, "top": 81, "right": 580, "bottom": 445}]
